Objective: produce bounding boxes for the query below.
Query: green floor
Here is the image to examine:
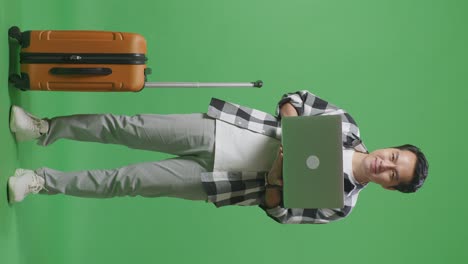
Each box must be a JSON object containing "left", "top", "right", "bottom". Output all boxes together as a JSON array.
[{"left": 1, "top": 0, "right": 468, "bottom": 263}]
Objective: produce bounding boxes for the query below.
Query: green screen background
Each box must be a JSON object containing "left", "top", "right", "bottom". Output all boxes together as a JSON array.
[{"left": 1, "top": 0, "right": 466, "bottom": 263}]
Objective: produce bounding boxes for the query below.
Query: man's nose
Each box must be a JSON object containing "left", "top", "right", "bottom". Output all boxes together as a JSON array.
[{"left": 380, "top": 160, "right": 396, "bottom": 170}]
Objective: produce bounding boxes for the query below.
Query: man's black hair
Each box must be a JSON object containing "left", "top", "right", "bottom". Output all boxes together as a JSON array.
[{"left": 392, "top": 144, "right": 429, "bottom": 193}]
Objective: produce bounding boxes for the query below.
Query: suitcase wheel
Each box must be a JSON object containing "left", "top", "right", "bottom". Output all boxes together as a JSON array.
[
  {"left": 8, "top": 26, "right": 23, "bottom": 44},
  {"left": 9, "top": 74, "right": 30, "bottom": 91}
]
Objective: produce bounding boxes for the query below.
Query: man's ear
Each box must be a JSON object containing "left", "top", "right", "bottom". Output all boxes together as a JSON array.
[{"left": 384, "top": 186, "right": 397, "bottom": 191}]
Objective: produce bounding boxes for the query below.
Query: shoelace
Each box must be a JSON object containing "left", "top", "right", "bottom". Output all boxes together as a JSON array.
[
  {"left": 28, "top": 174, "right": 48, "bottom": 193},
  {"left": 30, "top": 119, "right": 41, "bottom": 135},
  {"left": 31, "top": 119, "right": 48, "bottom": 134},
  {"left": 26, "top": 112, "right": 48, "bottom": 134}
]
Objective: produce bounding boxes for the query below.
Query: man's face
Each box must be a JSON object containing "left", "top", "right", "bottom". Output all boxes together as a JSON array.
[{"left": 361, "top": 148, "right": 417, "bottom": 190}]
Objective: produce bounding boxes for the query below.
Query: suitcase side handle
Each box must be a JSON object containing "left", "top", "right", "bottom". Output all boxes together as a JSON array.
[{"left": 50, "top": 67, "right": 112, "bottom": 76}]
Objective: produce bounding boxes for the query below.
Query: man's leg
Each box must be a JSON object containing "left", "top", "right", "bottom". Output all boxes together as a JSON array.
[
  {"left": 34, "top": 156, "right": 210, "bottom": 200},
  {"left": 37, "top": 113, "right": 215, "bottom": 157}
]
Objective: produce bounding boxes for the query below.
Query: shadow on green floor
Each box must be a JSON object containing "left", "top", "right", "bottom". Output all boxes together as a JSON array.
[{"left": 1, "top": 20, "right": 22, "bottom": 264}]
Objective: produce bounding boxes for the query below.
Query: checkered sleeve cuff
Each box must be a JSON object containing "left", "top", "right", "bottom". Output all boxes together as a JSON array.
[
  {"left": 266, "top": 206, "right": 288, "bottom": 218},
  {"left": 276, "top": 91, "right": 310, "bottom": 117}
]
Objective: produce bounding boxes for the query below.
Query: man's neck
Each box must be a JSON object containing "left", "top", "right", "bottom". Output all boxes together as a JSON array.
[{"left": 352, "top": 151, "right": 369, "bottom": 185}]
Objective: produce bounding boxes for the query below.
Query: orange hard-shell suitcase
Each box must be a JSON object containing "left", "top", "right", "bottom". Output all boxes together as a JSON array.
[{"left": 8, "top": 26, "right": 262, "bottom": 91}]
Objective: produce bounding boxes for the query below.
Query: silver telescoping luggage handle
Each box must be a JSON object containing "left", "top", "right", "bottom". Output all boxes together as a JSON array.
[{"left": 144, "top": 80, "right": 263, "bottom": 88}]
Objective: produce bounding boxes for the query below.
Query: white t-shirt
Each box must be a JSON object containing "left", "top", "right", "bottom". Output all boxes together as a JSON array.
[
  {"left": 343, "top": 149, "right": 357, "bottom": 184},
  {"left": 214, "top": 120, "right": 355, "bottom": 178},
  {"left": 214, "top": 120, "right": 281, "bottom": 171}
]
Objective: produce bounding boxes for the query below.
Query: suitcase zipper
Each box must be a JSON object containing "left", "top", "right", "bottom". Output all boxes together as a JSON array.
[{"left": 20, "top": 53, "right": 147, "bottom": 65}]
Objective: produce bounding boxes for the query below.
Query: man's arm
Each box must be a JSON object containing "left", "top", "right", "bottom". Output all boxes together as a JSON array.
[
  {"left": 264, "top": 148, "right": 351, "bottom": 223},
  {"left": 264, "top": 188, "right": 282, "bottom": 208},
  {"left": 275, "top": 90, "right": 344, "bottom": 118}
]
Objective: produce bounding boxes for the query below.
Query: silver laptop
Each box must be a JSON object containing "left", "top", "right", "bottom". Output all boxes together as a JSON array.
[{"left": 281, "top": 115, "right": 344, "bottom": 208}]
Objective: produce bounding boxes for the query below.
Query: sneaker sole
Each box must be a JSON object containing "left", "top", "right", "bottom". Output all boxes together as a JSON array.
[
  {"left": 7, "top": 177, "right": 17, "bottom": 203},
  {"left": 9, "top": 106, "right": 18, "bottom": 133},
  {"left": 15, "top": 133, "right": 31, "bottom": 142}
]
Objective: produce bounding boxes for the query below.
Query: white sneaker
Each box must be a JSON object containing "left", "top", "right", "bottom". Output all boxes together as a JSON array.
[
  {"left": 10, "top": 105, "right": 49, "bottom": 142},
  {"left": 8, "top": 169, "right": 46, "bottom": 203}
]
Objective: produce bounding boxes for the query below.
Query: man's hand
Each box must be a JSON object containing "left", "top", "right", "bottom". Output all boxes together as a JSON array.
[
  {"left": 267, "top": 146, "right": 284, "bottom": 186},
  {"left": 264, "top": 146, "right": 284, "bottom": 208},
  {"left": 280, "top": 103, "right": 299, "bottom": 117}
]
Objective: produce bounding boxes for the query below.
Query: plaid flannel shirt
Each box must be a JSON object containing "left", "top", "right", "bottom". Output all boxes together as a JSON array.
[{"left": 201, "top": 90, "right": 368, "bottom": 224}]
